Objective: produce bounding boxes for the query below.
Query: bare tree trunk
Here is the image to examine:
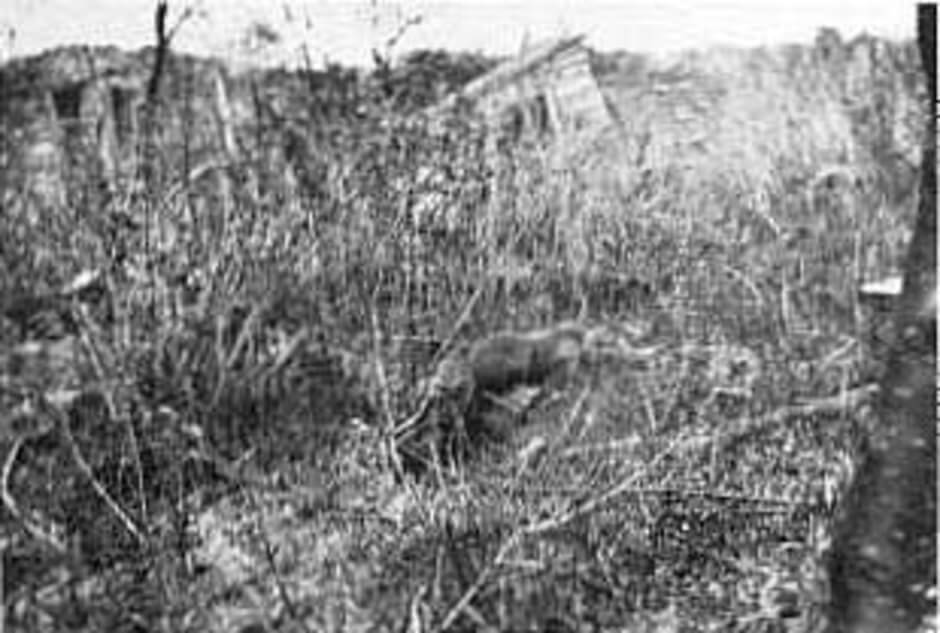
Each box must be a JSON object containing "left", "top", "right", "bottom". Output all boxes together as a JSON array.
[{"left": 826, "top": 5, "right": 937, "bottom": 632}]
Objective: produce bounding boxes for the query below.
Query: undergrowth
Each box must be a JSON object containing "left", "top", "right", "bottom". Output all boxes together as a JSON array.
[{"left": 0, "top": 30, "right": 923, "bottom": 633}]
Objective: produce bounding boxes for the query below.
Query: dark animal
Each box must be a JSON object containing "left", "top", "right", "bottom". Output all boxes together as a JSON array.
[
  {"left": 467, "top": 321, "right": 587, "bottom": 394},
  {"left": 825, "top": 6, "right": 937, "bottom": 632},
  {"left": 398, "top": 320, "right": 650, "bottom": 472}
]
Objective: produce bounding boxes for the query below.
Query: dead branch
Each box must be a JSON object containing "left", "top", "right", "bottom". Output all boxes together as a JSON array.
[
  {"left": 395, "top": 285, "right": 484, "bottom": 442},
  {"left": 42, "top": 395, "right": 147, "bottom": 546},
  {"left": 369, "top": 297, "right": 406, "bottom": 481},
  {"left": 146, "top": 1, "right": 170, "bottom": 101},
  {"left": 717, "top": 383, "right": 881, "bottom": 453},
  {"left": 1, "top": 434, "right": 67, "bottom": 553},
  {"left": 522, "top": 432, "right": 686, "bottom": 536},
  {"left": 430, "top": 283, "right": 485, "bottom": 367}
]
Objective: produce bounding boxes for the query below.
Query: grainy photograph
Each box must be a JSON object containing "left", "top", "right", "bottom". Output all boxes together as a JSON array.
[{"left": 0, "top": 2, "right": 935, "bottom": 631}]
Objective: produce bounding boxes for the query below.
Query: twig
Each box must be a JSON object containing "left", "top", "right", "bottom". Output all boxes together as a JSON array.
[
  {"left": 1, "top": 435, "right": 67, "bottom": 553},
  {"left": 659, "top": 345, "right": 691, "bottom": 422},
  {"left": 433, "top": 534, "right": 520, "bottom": 633},
  {"left": 210, "top": 302, "right": 264, "bottom": 409},
  {"left": 394, "top": 285, "right": 484, "bottom": 441},
  {"left": 405, "top": 585, "right": 429, "bottom": 633},
  {"left": 121, "top": 404, "right": 148, "bottom": 519},
  {"left": 160, "top": 159, "right": 232, "bottom": 209},
  {"left": 44, "top": 395, "right": 147, "bottom": 546},
  {"left": 146, "top": 1, "right": 169, "bottom": 101},
  {"left": 780, "top": 274, "right": 794, "bottom": 336},
  {"left": 167, "top": 0, "right": 201, "bottom": 40},
  {"left": 430, "top": 283, "right": 484, "bottom": 367},
  {"left": 560, "top": 436, "right": 643, "bottom": 458},
  {"left": 612, "top": 485, "right": 803, "bottom": 507},
  {"left": 792, "top": 383, "right": 879, "bottom": 410},
  {"left": 435, "top": 432, "right": 685, "bottom": 632},
  {"left": 716, "top": 383, "right": 880, "bottom": 453},
  {"left": 393, "top": 396, "right": 434, "bottom": 443},
  {"left": 510, "top": 387, "right": 589, "bottom": 486},
  {"left": 523, "top": 433, "right": 686, "bottom": 536},
  {"left": 556, "top": 385, "right": 591, "bottom": 446},
  {"left": 225, "top": 303, "right": 264, "bottom": 371},
  {"left": 75, "top": 309, "right": 148, "bottom": 519},
  {"left": 640, "top": 386, "right": 659, "bottom": 433},
  {"left": 383, "top": 14, "right": 423, "bottom": 54},
  {"left": 369, "top": 298, "right": 406, "bottom": 481},
  {"left": 266, "top": 327, "right": 310, "bottom": 376},
  {"left": 818, "top": 335, "right": 859, "bottom": 368},
  {"left": 238, "top": 482, "right": 310, "bottom": 632}
]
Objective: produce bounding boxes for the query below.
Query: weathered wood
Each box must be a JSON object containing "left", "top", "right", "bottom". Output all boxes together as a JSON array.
[
  {"left": 826, "top": 5, "right": 937, "bottom": 632},
  {"left": 429, "top": 35, "right": 611, "bottom": 139}
]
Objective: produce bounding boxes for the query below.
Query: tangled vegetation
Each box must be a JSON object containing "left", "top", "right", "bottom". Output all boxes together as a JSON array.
[{"left": 0, "top": 23, "right": 927, "bottom": 633}]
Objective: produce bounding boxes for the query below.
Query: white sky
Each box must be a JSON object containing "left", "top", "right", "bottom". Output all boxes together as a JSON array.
[{"left": 1, "top": 1, "right": 917, "bottom": 68}]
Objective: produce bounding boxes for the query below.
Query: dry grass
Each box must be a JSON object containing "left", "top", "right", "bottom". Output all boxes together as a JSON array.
[{"left": 0, "top": 33, "right": 924, "bottom": 632}]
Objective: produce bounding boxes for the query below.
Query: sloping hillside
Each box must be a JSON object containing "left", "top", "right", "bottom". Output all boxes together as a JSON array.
[
  {"left": 0, "top": 29, "right": 930, "bottom": 632},
  {"left": 594, "top": 31, "right": 922, "bottom": 207}
]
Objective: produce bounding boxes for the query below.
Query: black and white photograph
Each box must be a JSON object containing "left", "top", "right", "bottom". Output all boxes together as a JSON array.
[{"left": 0, "top": 2, "right": 935, "bottom": 631}]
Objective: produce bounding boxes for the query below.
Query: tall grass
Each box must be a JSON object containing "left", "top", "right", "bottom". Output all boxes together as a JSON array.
[{"left": 0, "top": 34, "right": 924, "bottom": 630}]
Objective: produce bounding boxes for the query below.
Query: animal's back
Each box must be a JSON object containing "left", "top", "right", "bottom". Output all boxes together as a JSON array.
[
  {"left": 469, "top": 322, "right": 587, "bottom": 392},
  {"left": 469, "top": 333, "right": 537, "bottom": 392}
]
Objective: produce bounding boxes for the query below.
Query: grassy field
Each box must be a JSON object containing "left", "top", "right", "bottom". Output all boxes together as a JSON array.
[{"left": 0, "top": 31, "right": 926, "bottom": 632}]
